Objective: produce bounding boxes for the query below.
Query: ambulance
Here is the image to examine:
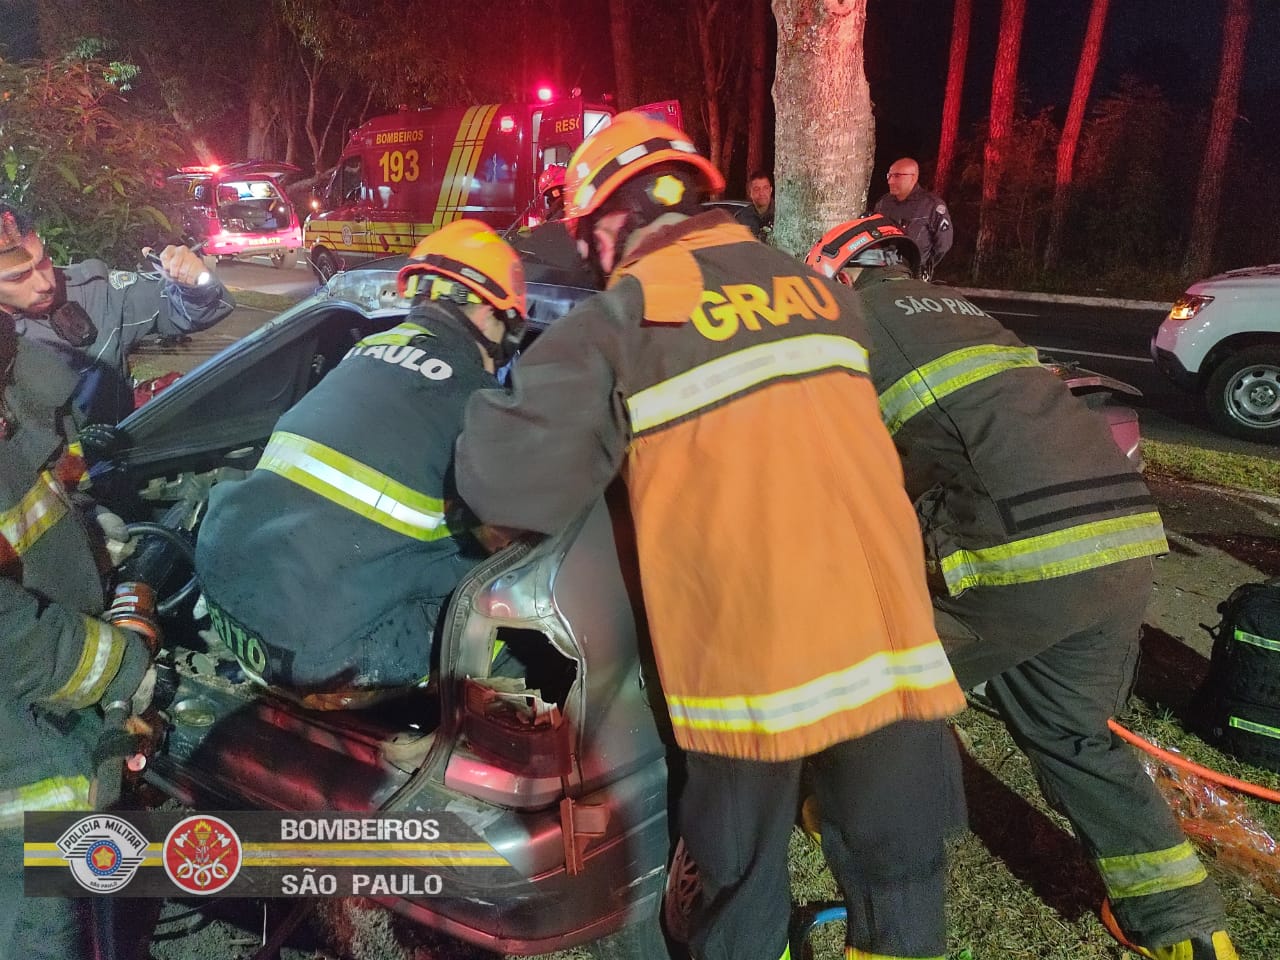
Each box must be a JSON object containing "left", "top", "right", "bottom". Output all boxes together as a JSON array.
[{"left": 304, "top": 91, "right": 682, "bottom": 278}]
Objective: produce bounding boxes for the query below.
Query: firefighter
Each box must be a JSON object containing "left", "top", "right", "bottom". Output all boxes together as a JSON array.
[
  {"left": 456, "top": 113, "right": 967, "bottom": 960},
  {"left": 0, "top": 201, "right": 235, "bottom": 426},
  {"left": 805, "top": 215, "right": 1236, "bottom": 960},
  {"left": 195, "top": 220, "right": 526, "bottom": 708},
  {"left": 0, "top": 210, "right": 158, "bottom": 958},
  {"left": 537, "top": 164, "right": 567, "bottom": 222}
]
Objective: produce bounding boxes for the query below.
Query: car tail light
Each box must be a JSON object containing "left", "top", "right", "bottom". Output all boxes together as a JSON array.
[{"left": 1167, "top": 294, "right": 1214, "bottom": 322}]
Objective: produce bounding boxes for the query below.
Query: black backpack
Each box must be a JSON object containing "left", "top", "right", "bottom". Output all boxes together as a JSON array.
[{"left": 1196, "top": 578, "right": 1280, "bottom": 773}]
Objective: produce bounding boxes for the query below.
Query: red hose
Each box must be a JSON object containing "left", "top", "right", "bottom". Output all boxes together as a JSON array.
[{"left": 1108, "top": 718, "right": 1280, "bottom": 804}]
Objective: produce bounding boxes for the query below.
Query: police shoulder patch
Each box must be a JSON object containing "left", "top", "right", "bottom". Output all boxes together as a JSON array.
[
  {"left": 108, "top": 270, "right": 138, "bottom": 290},
  {"left": 935, "top": 203, "right": 948, "bottom": 215}
]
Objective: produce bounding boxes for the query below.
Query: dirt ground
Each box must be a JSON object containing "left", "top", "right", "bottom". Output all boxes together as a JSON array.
[{"left": 126, "top": 470, "right": 1280, "bottom": 960}]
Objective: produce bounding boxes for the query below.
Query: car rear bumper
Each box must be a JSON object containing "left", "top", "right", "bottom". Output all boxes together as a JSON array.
[
  {"left": 204, "top": 227, "right": 303, "bottom": 257},
  {"left": 1151, "top": 341, "right": 1198, "bottom": 391}
]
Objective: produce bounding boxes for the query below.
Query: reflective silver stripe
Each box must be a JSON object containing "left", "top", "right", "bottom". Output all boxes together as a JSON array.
[
  {"left": 1097, "top": 840, "right": 1208, "bottom": 900},
  {"left": 257, "top": 432, "right": 451, "bottom": 541},
  {"left": 0, "top": 471, "right": 68, "bottom": 557},
  {"left": 666, "top": 641, "right": 956, "bottom": 736},
  {"left": 939, "top": 511, "right": 1168, "bottom": 594},
  {"left": 627, "top": 334, "right": 869, "bottom": 435},
  {"left": 46, "top": 618, "right": 127, "bottom": 709},
  {"left": 877, "top": 344, "right": 1042, "bottom": 435},
  {"left": 0, "top": 775, "right": 91, "bottom": 830}
]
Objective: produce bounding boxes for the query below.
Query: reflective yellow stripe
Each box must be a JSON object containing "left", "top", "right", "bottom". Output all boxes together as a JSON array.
[
  {"left": 0, "top": 775, "right": 91, "bottom": 830},
  {"left": 939, "top": 511, "right": 1168, "bottom": 594},
  {"left": 666, "top": 641, "right": 956, "bottom": 736},
  {"left": 1097, "top": 840, "right": 1208, "bottom": 900},
  {"left": 434, "top": 105, "right": 497, "bottom": 228},
  {"left": 627, "top": 334, "right": 869, "bottom": 435},
  {"left": 1234, "top": 628, "right": 1280, "bottom": 652},
  {"left": 877, "top": 344, "right": 1042, "bottom": 435},
  {"left": 0, "top": 471, "right": 69, "bottom": 556},
  {"left": 46, "top": 618, "right": 126, "bottom": 709},
  {"left": 1228, "top": 715, "right": 1280, "bottom": 741},
  {"left": 257, "top": 432, "right": 452, "bottom": 542},
  {"left": 846, "top": 949, "right": 945, "bottom": 960},
  {"left": 354, "top": 322, "right": 434, "bottom": 347}
]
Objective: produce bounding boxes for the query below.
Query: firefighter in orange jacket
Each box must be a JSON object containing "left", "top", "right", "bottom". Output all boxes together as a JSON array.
[
  {"left": 806, "top": 216, "right": 1235, "bottom": 960},
  {"left": 456, "top": 113, "right": 967, "bottom": 960}
]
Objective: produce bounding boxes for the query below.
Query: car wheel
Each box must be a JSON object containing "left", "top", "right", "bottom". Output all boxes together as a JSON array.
[
  {"left": 1205, "top": 345, "right": 1280, "bottom": 442},
  {"left": 312, "top": 247, "right": 339, "bottom": 281},
  {"left": 663, "top": 837, "right": 699, "bottom": 946}
]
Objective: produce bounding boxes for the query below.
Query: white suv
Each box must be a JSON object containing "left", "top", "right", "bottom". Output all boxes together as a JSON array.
[{"left": 1152, "top": 265, "right": 1280, "bottom": 442}]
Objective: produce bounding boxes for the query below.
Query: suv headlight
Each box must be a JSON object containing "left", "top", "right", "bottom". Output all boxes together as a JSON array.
[{"left": 1167, "top": 293, "right": 1214, "bottom": 322}]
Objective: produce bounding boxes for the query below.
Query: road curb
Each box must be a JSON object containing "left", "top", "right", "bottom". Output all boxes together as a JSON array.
[{"left": 951, "top": 285, "right": 1172, "bottom": 312}]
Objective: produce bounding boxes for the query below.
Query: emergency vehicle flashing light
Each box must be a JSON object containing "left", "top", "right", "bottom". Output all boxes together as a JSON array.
[
  {"left": 536, "top": 86, "right": 555, "bottom": 103},
  {"left": 499, "top": 115, "right": 517, "bottom": 133}
]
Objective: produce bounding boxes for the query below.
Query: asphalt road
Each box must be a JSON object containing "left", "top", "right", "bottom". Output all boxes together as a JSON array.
[{"left": 956, "top": 285, "right": 1280, "bottom": 460}]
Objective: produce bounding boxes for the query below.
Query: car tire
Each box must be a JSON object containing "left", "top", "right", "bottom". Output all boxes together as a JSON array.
[
  {"left": 312, "top": 247, "right": 339, "bottom": 281},
  {"left": 1205, "top": 345, "right": 1280, "bottom": 442}
]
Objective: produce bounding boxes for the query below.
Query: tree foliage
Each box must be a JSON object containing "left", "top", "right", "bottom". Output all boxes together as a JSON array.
[{"left": 0, "top": 53, "right": 184, "bottom": 264}]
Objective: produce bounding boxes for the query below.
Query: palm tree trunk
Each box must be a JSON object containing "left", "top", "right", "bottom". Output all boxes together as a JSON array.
[
  {"left": 608, "top": 0, "right": 638, "bottom": 108},
  {"left": 746, "top": 0, "right": 770, "bottom": 178}
]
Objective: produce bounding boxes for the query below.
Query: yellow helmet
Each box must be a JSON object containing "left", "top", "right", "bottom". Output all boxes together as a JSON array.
[{"left": 397, "top": 219, "right": 526, "bottom": 318}]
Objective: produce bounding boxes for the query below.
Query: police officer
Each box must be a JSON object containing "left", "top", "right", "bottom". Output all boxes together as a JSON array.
[
  {"left": 457, "top": 113, "right": 967, "bottom": 960},
  {"left": 195, "top": 220, "right": 526, "bottom": 708},
  {"left": 873, "top": 158, "right": 953, "bottom": 280},
  {"left": 806, "top": 216, "right": 1236, "bottom": 960},
  {"left": 0, "top": 201, "right": 235, "bottom": 425},
  {"left": 0, "top": 211, "right": 158, "bottom": 959}
]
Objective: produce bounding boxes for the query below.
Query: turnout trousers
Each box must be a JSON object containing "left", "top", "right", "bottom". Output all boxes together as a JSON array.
[
  {"left": 679, "top": 719, "right": 964, "bottom": 960},
  {"left": 934, "top": 558, "right": 1226, "bottom": 948}
]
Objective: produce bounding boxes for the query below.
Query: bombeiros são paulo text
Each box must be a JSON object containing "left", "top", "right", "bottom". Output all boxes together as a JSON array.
[{"left": 279, "top": 817, "right": 441, "bottom": 841}]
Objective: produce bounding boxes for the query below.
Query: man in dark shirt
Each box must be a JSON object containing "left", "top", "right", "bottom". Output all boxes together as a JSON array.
[
  {"left": 733, "top": 169, "right": 775, "bottom": 243},
  {"left": 873, "top": 158, "right": 953, "bottom": 279}
]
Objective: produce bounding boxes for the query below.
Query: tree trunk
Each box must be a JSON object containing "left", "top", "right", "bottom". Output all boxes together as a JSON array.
[
  {"left": 934, "top": 0, "right": 971, "bottom": 199},
  {"left": 608, "top": 0, "right": 638, "bottom": 108},
  {"left": 693, "top": 0, "right": 726, "bottom": 171},
  {"left": 1043, "top": 0, "right": 1108, "bottom": 271},
  {"left": 745, "top": 0, "right": 770, "bottom": 178},
  {"left": 245, "top": 19, "right": 283, "bottom": 159},
  {"left": 972, "top": 0, "right": 1026, "bottom": 281},
  {"left": 1184, "top": 0, "right": 1252, "bottom": 278},
  {"left": 771, "top": 0, "right": 872, "bottom": 256}
]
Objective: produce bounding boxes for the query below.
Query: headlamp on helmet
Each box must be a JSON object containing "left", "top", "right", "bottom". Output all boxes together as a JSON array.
[{"left": 805, "top": 215, "right": 922, "bottom": 282}]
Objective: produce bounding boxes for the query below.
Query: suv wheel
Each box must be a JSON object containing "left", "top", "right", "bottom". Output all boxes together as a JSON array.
[{"left": 1205, "top": 345, "right": 1280, "bottom": 442}]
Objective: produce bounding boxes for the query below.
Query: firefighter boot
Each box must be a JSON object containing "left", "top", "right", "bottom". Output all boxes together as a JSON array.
[{"left": 1101, "top": 900, "right": 1239, "bottom": 960}]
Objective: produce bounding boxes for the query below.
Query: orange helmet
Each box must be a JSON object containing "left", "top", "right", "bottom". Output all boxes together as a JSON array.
[
  {"left": 562, "top": 111, "right": 725, "bottom": 235},
  {"left": 397, "top": 218, "right": 527, "bottom": 318},
  {"left": 805, "top": 215, "right": 921, "bottom": 281}
]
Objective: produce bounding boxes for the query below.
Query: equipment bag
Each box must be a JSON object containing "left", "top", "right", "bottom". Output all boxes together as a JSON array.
[{"left": 1196, "top": 577, "right": 1280, "bottom": 772}]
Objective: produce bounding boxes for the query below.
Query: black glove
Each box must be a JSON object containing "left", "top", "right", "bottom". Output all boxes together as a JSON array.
[{"left": 79, "top": 422, "right": 131, "bottom": 463}]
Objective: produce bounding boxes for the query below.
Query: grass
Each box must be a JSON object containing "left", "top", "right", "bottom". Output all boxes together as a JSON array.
[
  {"left": 780, "top": 698, "right": 1280, "bottom": 960},
  {"left": 1143, "top": 439, "right": 1280, "bottom": 498}
]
